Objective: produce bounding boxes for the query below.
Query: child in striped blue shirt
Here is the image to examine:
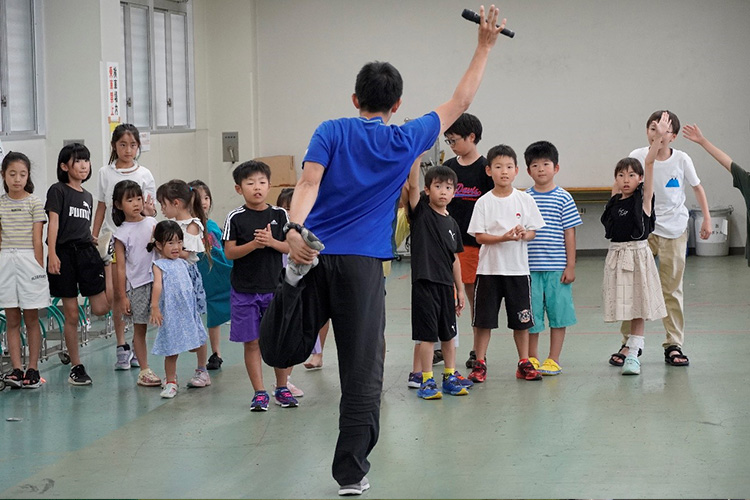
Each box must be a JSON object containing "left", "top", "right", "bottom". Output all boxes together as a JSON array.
[{"left": 524, "top": 141, "right": 582, "bottom": 375}]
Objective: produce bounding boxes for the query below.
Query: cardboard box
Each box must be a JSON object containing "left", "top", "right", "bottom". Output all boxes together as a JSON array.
[{"left": 254, "top": 155, "right": 297, "bottom": 186}]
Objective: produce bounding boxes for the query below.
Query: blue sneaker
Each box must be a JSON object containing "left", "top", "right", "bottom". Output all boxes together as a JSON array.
[
  {"left": 250, "top": 391, "right": 270, "bottom": 411},
  {"left": 274, "top": 386, "right": 299, "bottom": 408},
  {"left": 442, "top": 373, "right": 469, "bottom": 396},
  {"left": 407, "top": 371, "right": 422, "bottom": 389},
  {"left": 416, "top": 378, "right": 442, "bottom": 400},
  {"left": 453, "top": 370, "right": 474, "bottom": 389}
]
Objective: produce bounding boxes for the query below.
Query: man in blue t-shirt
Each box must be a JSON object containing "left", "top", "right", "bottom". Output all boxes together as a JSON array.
[{"left": 259, "top": 7, "right": 508, "bottom": 496}]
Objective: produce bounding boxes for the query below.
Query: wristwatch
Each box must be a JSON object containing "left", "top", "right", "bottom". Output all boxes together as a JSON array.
[{"left": 283, "top": 221, "right": 304, "bottom": 235}]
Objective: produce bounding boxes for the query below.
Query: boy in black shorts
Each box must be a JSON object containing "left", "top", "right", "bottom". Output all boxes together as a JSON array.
[
  {"left": 407, "top": 162, "right": 467, "bottom": 399},
  {"left": 466, "top": 145, "right": 546, "bottom": 382}
]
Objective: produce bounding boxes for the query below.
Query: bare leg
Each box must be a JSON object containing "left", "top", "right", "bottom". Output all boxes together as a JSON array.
[
  {"left": 411, "top": 343, "right": 421, "bottom": 373},
  {"left": 548, "top": 327, "right": 566, "bottom": 363},
  {"left": 62, "top": 298, "right": 83, "bottom": 366},
  {"left": 4, "top": 308, "right": 24, "bottom": 370},
  {"left": 466, "top": 282, "right": 478, "bottom": 353},
  {"left": 164, "top": 355, "right": 178, "bottom": 383},
  {"left": 417, "top": 342, "right": 434, "bottom": 377},
  {"left": 441, "top": 337, "right": 456, "bottom": 370},
  {"left": 87, "top": 291, "right": 110, "bottom": 317},
  {"left": 274, "top": 366, "right": 291, "bottom": 388},
  {"left": 244, "top": 340, "right": 264, "bottom": 392},
  {"left": 208, "top": 325, "right": 221, "bottom": 357},
  {"left": 195, "top": 343, "right": 208, "bottom": 368},
  {"left": 528, "top": 332, "right": 540, "bottom": 360},
  {"left": 131, "top": 323, "right": 150, "bottom": 370},
  {"left": 474, "top": 327, "right": 492, "bottom": 361},
  {"left": 105, "top": 264, "right": 126, "bottom": 346},
  {"left": 22, "top": 309, "right": 41, "bottom": 370},
  {"left": 513, "top": 329, "right": 530, "bottom": 360}
]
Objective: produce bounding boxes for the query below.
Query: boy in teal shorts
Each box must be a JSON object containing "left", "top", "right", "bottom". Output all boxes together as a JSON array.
[{"left": 524, "top": 141, "right": 582, "bottom": 375}]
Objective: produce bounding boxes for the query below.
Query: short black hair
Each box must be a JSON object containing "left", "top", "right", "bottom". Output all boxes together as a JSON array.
[
  {"left": 646, "top": 110, "right": 680, "bottom": 135},
  {"left": 355, "top": 61, "right": 403, "bottom": 113},
  {"left": 615, "top": 157, "right": 644, "bottom": 177},
  {"left": 232, "top": 160, "right": 271, "bottom": 185},
  {"left": 57, "top": 143, "right": 92, "bottom": 183},
  {"left": 486, "top": 144, "right": 517, "bottom": 166},
  {"left": 424, "top": 165, "right": 458, "bottom": 189},
  {"left": 444, "top": 113, "right": 482, "bottom": 144},
  {"left": 524, "top": 140, "right": 558, "bottom": 167}
]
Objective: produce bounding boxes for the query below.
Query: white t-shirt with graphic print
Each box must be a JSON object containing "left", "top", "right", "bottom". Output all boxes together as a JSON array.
[{"left": 629, "top": 146, "right": 701, "bottom": 239}]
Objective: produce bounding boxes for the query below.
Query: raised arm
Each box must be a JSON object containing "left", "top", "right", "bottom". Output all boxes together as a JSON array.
[
  {"left": 683, "top": 124, "right": 733, "bottom": 172},
  {"left": 642, "top": 112, "right": 672, "bottom": 215},
  {"left": 407, "top": 156, "right": 423, "bottom": 211},
  {"left": 435, "top": 5, "right": 505, "bottom": 133}
]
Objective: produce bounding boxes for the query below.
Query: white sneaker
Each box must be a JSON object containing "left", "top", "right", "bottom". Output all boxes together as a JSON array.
[
  {"left": 187, "top": 369, "right": 211, "bottom": 388},
  {"left": 160, "top": 382, "right": 178, "bottom": 398},
  {"left": 114, "top": 346, "right": 134, "bottom": 370},
  {"left": 338, "top": 477, "right": 370, "bottom": 496}
]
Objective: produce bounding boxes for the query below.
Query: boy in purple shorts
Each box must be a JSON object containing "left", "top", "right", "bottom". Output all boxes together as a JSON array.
[{"left": 223, "top": 160, "right": 295, "bottom": 411}]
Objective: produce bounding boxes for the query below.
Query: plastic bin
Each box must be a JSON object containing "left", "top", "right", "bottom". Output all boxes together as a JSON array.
[{"left": 689, "top": 206, "right": 733, "bottom": 256}]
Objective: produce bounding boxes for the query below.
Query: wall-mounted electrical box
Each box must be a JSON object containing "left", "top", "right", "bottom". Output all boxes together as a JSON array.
[
  {"left": 222, "top": 132, "right": 239, "bottom": 163},
  {"left": 63, "top": 139, "right": 85, "bottom": 146}
]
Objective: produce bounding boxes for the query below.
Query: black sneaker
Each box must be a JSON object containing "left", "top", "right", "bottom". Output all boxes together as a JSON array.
[
  {"left": 465, "top": 350, "right": 487, "bottom": 369},
  {"left": 206, "top": 352, "right": 223, "bottom": 370},
  {"left": 432, "top": 349, "right": 444, "bottom": 365},
  {"left": 69, "top": 364, "right": 92, "bottom": 386},
  {"left": 5, "top": 368, "right": 25, "bottom": 389},
  {"left": 22, "top": 368, "right": 42, "bottom": 389}
]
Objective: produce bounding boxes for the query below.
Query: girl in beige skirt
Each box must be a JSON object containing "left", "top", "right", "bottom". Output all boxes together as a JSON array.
[{"left": 601, "top": 112, "right": 672, "bottom": 375}]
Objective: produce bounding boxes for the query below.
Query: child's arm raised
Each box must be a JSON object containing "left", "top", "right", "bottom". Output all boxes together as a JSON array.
[
  {"left": 683, "top": 124, "right": 733, "bottom": 172},
  {"left": 643, "top": 111, "right": 672, "bottom": 216},
  {"left": 407, "top": 156, "right": 423, "bottom": 211},
  {"left": 149, "top": 265, "right": 163, "bottom": 326}
]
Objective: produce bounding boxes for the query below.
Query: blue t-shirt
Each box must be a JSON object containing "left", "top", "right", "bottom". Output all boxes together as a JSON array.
[
  {"left": 525, "top": 186, "right": 582, "bottom": 271},
  {"left": 303, "top": 112, "right": 440, "bottom": 258}
]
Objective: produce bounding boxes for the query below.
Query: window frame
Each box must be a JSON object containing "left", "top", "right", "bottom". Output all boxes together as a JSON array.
[
  {"left": 120, "top": 0, "right": 195, "bottom": 133},
  {"left": 0, "top": 0, "right": 46, "bottom": 138}
]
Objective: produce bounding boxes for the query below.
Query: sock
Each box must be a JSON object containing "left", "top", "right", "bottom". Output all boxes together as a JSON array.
[
  {"left": 285, "top": 266, "right": 303, "bottom": 286},
  {"left": 422, "top": 371, "right": 434, "bottom": 383},
  {"left": 626, "top": 336, "right": 644, "bottom": 357},
  {"left": 443, "top": 367, "right": 455, "bottom": 377},
  {"left": 118, "top": 343, "right": 130, "bottom": 350},
  {"left": 197, "top": 366, "right": 207, "bottom": 372}
]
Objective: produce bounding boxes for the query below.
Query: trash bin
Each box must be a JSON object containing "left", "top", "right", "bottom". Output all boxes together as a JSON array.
[{"left": 690, "top": 206, "right": 733, "bottom": 256}]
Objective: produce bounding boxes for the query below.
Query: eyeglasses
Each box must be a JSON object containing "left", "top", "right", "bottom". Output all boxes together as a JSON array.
[{"left": 444, "top": 138, "right": 459, "bottom": 146}]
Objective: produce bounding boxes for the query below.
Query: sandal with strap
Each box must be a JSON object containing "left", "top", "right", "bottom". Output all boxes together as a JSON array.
[
  {"left": 608, "top": 345, "right": 643, "bottom": 367},
  {"left": 664, "top": 345, "right": 689, "bottom": 366}
]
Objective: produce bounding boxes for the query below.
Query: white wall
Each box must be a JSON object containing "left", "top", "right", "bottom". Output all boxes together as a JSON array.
[{"left": 253, "top": 0, "right": 750, "bottom": 249}]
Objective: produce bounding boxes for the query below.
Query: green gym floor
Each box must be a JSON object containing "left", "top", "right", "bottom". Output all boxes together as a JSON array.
[{"left": 1, "top": 255, "right": 749, "bottom": 499}]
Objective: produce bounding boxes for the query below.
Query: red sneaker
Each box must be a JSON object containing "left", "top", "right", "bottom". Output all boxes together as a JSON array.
[
  {"left": 468, "top": 359, "right": 487, "bottom": 383},
  {"left": 516, "top": 359, "right": 542, "bottom": 381}
]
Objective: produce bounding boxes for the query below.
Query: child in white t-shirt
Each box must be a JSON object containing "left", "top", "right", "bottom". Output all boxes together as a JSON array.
[{"left": 467, "top": 144, "right": 545, "bottom": 383}]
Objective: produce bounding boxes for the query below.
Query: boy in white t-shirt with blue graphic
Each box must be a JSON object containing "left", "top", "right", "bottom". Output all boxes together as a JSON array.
[
  {"left": 467, "top": 144, "right": 545, "bottom": 383},
  {"left": 523, "top": 141, "right": 582, "bottom": 376}
]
